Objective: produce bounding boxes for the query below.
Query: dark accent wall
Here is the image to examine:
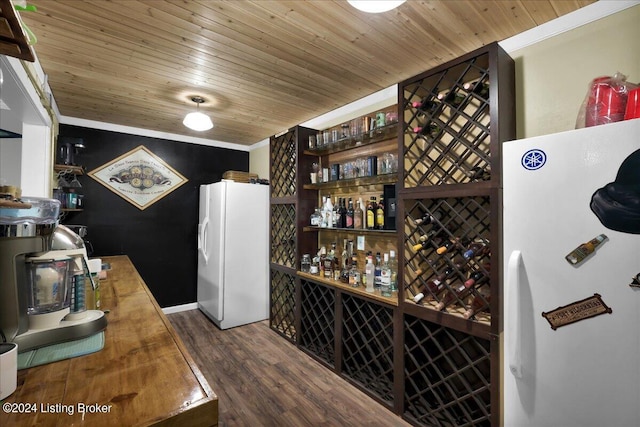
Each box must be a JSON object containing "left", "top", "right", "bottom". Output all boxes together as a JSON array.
[{"left": 58, "top": 124, "right": 249, "bottom": 308}]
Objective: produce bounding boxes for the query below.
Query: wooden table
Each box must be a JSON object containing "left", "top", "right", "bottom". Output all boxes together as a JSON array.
[{"left": 0, "top": 255, "right": 218, "bottom": 426}]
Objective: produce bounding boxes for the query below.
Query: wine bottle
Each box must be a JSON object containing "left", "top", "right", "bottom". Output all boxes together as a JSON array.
[
  {"left": 412, "top": 266, "right": 457, "bottom": 304},
  {"left": 436, "top": 237, "right": 469, "bottom": 255},
  {"left": 466, "top": 165, "right": 490, "bottom": 181},
  {"left": 438, "top": 90, "right": 465, "bottom": 107},
  {"left": 412, "top": 123, "right": 440, "bottom": 138},
  {"left": 414, "top": 211, "right": 442, "bottom": 226},
  {"left": 464, "top": 267, "right": 490, "bottom": 287},
  {"left": 463, "top": 241, "right": 489, "bottom": 260},
  {"left": 412, "top": 230, "right": 445, "bottom": 251},
  {"left": 435, "top": 280, "right": 474, "bottom": 311},
  {"left": 463, "top": 80, "right": 489, "bottom": 98},
  {"left": 463, "top": 289, "right": 491, "bottom": 320},
  {"left": 565, "top": 234, "right": 607, "bottom": 265},
  {"left": 411, "top": 95, "right": 440, "bottom": 114}
]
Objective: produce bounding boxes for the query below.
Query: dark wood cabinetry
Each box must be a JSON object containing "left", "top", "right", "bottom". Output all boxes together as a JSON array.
[
  {"left": 398, "top": 42, "right": 514, "bottom": 426},
  {"left": 269, "top": 41, "right": 514, "bottom": 426}
]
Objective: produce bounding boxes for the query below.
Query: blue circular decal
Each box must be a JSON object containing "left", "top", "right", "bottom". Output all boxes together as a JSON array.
[{"left": 521, "top": 149, "right": 547, "bottom": 170}]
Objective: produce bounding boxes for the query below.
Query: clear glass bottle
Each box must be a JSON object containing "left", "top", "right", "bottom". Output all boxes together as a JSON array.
[
  {"left": 380, "top": 253, "right": 392, "bottom": 297},
  {"left": 365, "top": 257, "right": 374, "bottom": 293},
  {"left": 389, "top": 250, "right": 398, "bottom": 292},
  {"left": 301, "top": 254, "right": 311, "bottom": 272}
]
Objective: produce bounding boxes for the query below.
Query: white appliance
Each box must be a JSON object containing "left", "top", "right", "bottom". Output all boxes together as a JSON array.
[
  {"left": 197, "top": 180, "right": 269, "bottom": 330},
  {"left": 502, "top": 119, "right": 640, "bottom": 427}
]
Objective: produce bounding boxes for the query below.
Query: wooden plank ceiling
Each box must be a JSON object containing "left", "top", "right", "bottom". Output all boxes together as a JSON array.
[{"left": 19, "top": 0, "right": 594, "bottom": 146}]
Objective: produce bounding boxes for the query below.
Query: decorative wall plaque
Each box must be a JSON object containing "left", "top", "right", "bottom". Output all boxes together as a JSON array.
[
  {"left": 542, "top": 293, "right": 612, "bottom": 330},
  {"left": 89, "top": 145, "right": 188, "bottom": 210}
]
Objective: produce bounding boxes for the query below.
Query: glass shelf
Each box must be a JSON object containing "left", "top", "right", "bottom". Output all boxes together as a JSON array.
[
  {"left": 303, "top": 173, "right": 397, "bottom": 190},
  {"left": 304, "top": 122, "right": 398, "bottom": 156}
]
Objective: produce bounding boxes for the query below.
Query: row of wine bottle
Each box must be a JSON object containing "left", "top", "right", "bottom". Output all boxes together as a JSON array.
[
  {"left": 412, "top": 261, "right": 491, "bottom": 319},
  {"left": 410, "top": 80, "right": 490, "bottom": 117}
]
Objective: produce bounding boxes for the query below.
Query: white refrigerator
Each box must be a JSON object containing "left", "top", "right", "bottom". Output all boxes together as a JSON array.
[
  {"left": 197, "top": 180, "right": 269, "bottom": 330},
  {"left": 502, "top": 119, "right": 640, "bottom": 426}
]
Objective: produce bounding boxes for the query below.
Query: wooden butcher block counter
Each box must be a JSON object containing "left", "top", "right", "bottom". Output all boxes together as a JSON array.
[{"left": 0, "top": 255, "right": 218, "bottom": 426}]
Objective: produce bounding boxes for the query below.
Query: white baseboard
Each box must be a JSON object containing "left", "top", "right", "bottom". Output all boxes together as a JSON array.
[{"left": 162, "top": 302, "right": 198, "bottom": 315}]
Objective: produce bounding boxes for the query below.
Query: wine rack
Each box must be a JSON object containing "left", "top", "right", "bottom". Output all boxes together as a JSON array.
[
  {"left": 269, "top": 126, "right": 317, "bottom": 343},
  {"left": 341, "top": 294, "right": 395, "bottom": 406},
  {"left": 299, "top": 279, "right": 335, "bottom": 367},
  {"left": 404, "top": 314, "right": 491, "bottom": 427},
  {"left": 269, "top": 42, "right": 513, "bottom": 427},
  {"left": 398, "top": 42, "right": 514, "bottom": 426},
  {"left": 270, "top": 269, "right": 297, "bottom": 341}
]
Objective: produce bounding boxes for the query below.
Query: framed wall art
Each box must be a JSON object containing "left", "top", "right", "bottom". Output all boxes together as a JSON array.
[{"left": 89, "top": 145, "right": 188, "bottom": 210}]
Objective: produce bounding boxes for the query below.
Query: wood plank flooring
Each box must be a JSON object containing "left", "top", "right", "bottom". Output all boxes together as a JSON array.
[{"left": 168, "top": 309, "right": 411, "bottom": 427}]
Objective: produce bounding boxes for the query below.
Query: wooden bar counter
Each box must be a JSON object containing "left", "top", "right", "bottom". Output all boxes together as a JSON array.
[{"left": 0, "top": 255, "right": 218, "bottom": 426}]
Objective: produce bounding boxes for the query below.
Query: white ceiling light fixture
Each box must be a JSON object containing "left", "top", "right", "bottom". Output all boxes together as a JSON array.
[
  {"left": 183, "top": 96, "right": 214, "bottom": 131},
  {"left": 347, "top": 0, "right": 406, "bottom": 13}
]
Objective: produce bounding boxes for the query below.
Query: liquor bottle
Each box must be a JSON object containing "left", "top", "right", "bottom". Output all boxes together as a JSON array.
[
  {"left": 331, "top": 242, "right": 341, "bottom": 281},
  {"left": 320, "top": 196, "right": 328, "bottom": 228},
  {"left": 389, "top": 250, "right": 398, "bottom": 291},
  {"left": 349, "top": 255, "right": 360, "bottom": 288},
  {"left": 463, "top": 80, "right": 490, "bottom": 99},
  {"left": 565, "top": 234, "right": 607, "bottom": 265},
  {"left": 463, "top": 288, "right": 491, "bottom": 320},
  {"left": 358, "top": 197, "right": 366, "bottom": 227},
  {"left": 374, "top": 252, "right": 382, "bottom": 289},
  {"left": 463, "top": 241, "right": 489, "bottom": 260},
  {"left": 366, "top": 197, "right": 376, "bottom": 230},
  {"left": 323, "top": 247, "right": 334, "bottom": 279},
  {"left": 346, "top": 198, "right": 354, "bottom": 228},
  {"left": 376, "top": 195, "right": 385, "bottom": 230},
  {"left": 412, "top": 210, "right": 442, "bottom": 226},
  {"left": 354, "top": 199, "right": 364, "bottom": 229},
  {"left": 340, "top": 239, "right": 351, "bottom": 284},
  {"left": 380, "top": 253, "right": 392, "bottom": 297},
  {"left": 412, "top": 266, "right": 456, "bottom": 304},
  {"left": 333, "top": 196, "right": 340, "bottom": 228},
  {"left": 365, "top": 256, "right": 375, "bottom": 293},
  {"left": 310, "top": 208, "right": 322, "bottom": 226},
  {"left": 318, "top": 246, "right": 327, "bottom": 276},
  {"left": 324, "top": 196, "right": 334, "bottom": 228},
  {"left": 338, "top": 198, "right": 347, "bottom": 228},
  {"left": 435, "top": 280, "right": 474, "bottom": 311}
]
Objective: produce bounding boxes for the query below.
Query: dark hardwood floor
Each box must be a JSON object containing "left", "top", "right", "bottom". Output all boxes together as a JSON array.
[{"left": 168, "top": 309, "right": 411, "bottom": 427}]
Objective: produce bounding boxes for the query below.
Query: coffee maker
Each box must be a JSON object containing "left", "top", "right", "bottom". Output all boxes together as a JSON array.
[{"left": 0, "top": 197, "right": 106, "bottom": 353}]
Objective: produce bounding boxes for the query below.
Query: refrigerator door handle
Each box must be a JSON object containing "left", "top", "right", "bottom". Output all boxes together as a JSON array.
[
  {"left": 198, "top": 216, "right": 210, "bottom": 264},
  {"left": 507, "top": 250, "right": 523, "bottom": 379}
]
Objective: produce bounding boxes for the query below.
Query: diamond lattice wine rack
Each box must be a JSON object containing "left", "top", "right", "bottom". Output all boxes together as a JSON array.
[{"left": 398, "top": 42, "right": 514, "bottom": 426}]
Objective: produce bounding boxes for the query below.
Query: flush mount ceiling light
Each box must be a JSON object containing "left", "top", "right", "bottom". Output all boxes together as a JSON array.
[
  {"left": 183, "top": 96, "right": 214, "bottom": 131},
  {"left": 347, "top": 0, "right": 406, "bottom": 13}
]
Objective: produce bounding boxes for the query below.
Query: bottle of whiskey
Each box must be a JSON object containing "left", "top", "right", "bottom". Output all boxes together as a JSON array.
[{"left": 349, "top": 255, "right": 360, "bottom": 288}]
